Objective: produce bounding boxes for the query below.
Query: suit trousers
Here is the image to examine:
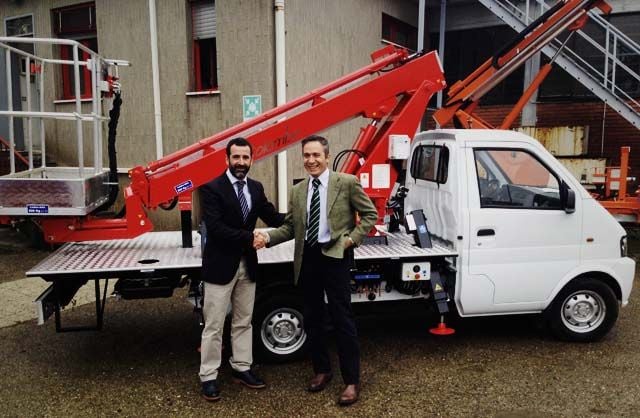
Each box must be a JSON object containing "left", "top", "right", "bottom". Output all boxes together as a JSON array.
[
  {"left": 199, "top": 258, "right": 255, "bottom": 382},
  {"left": 300, "top": 242, "right": 360, "bottom": 385}
]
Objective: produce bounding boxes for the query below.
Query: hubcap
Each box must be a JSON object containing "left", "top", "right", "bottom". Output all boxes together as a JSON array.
[
  {"left": 561, "top": 290, "right": 606, "bottom": 333},
  {"left": 261, "top": 308, "right": 306, "bottom": 356}
]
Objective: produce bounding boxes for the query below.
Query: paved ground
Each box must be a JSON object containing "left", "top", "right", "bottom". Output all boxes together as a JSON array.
[{"left": 0, "top": 227, "right": 638, "bottom": 417}]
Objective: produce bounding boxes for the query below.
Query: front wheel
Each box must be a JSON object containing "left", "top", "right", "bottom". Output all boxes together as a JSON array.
[
  {"left": 253, "top": 291, "right": 308, "bottom": 363},
  {"left": 547, "top": 278, "right": 618, "bottom": 342}
]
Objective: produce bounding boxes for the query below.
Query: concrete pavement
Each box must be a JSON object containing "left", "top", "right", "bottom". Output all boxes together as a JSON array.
[{"left": 0, "top": 226, "right": 114, "bottom": 329}]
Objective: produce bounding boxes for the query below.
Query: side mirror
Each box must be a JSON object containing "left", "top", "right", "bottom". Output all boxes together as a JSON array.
[{"left": 560, "top": 181, "right": 575, "bottom": 214}]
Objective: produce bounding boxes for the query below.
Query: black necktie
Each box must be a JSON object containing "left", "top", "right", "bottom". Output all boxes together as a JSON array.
[
  {"left": 235, "top": 180, "right": 249, "bottom": 223},
  {"left": 307, "top": 178, "right": 321, "bottom": 245}
]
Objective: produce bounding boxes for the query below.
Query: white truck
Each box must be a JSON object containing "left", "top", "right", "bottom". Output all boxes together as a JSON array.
[
  {"left": 6, "top": 0, "right": 635, "bottom": 361},
  {"left": 29, "top": 128, "right": 635, "bottom": 362}
]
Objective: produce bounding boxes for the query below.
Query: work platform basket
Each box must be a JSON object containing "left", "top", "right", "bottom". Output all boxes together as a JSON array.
[{"left": 0, "top": 37, "right": 127, "bottom": 216}]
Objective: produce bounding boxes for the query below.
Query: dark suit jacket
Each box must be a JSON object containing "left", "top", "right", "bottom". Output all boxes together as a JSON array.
[{"left": 200, "top": 173, "right": 284, "bottom": 285}]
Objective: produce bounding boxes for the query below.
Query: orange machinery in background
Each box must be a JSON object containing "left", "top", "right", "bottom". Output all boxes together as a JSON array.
[{"left": 592, "top": 147, "right": 640, "bottom": 224}]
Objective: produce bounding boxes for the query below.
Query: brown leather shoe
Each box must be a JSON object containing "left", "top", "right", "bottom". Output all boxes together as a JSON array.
[
  {"left": 307, "top": 373, "right": 333, "bottom": 392},
  {"left": 337, "top": 384, "right": 360, "bottom": 406}
]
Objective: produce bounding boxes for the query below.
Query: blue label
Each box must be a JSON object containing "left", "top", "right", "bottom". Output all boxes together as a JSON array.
[
  {"left": 27, "top": 204, "right": 49, "bottom": 214},
  {"left": 175, "top": 180, "right": 193, "bottom": 194},
  {"left": 418, "top": 225, "right": 427, "bottom": 234}
]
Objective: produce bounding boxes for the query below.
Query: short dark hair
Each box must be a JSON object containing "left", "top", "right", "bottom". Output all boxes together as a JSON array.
[
  {"left": 301, "top": 135, "right": 329, "bottom": 156},
  {"left": 226, "top": 137, "right": 253, "bottom": 157}
]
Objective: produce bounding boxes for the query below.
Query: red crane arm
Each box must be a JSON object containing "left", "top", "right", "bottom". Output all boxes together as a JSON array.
[
  {"left": 433, "top": 0, "right": 611, "bottom": 129},
  {"left": 41, "top": 45, "right": 446, "bottom": 243}
]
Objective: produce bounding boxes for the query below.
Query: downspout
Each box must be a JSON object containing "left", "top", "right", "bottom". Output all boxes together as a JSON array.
[
  {"left": 275, "top": 0, "right": 287, "bottom": 212},
  {"left": 149, "top": 0, "right": 164, "bottom": 159},
  {"left": 418, "top": 0, "right": 425, "bottom": 52},
  {"left": 417, "top": 0, "right": 425, "bottom": 134},
  {"left": 436, "top": 0, "right": 446, "bottom": 116}
]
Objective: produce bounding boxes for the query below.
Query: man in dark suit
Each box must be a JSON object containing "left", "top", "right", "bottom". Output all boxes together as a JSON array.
[
  {"left": 261, "top": 135, "right": 378, "bottom": 406},
  {"left": 199, "top": 137, "right": 284, "bottom": 402}
]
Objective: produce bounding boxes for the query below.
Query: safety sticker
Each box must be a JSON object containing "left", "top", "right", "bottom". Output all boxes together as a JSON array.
[
  {"left": 27, "top": 204, "right": 49, "bottom": 214},
  {"left": 175, "top": 180, "right": 193, "bottom": 194}
]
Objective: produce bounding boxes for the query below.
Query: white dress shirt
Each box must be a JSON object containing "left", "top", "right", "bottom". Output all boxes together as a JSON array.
[
  {"left": 306, "top": 168, "right": 330, "bottom": 244},
  {"left": 226, "top": 169, "right": 252, "bottom": 213}
]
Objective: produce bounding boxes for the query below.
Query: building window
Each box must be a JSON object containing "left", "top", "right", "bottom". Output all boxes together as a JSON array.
[
  {"left": 191, "top": 0, "right": 218, "bottom": 91},
  {"left": 52, "top": 2, "right": 97, "bottom": 100},
  {"left": 382, "top": 13, "right": 417, "bottom": 51},
  {"left": 5, "top": 15, "right": 34, "bottom": 37}
]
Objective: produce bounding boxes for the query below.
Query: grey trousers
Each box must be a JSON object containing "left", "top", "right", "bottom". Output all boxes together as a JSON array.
[{"left": 199, "top": 258, "right": 256, "bottom": 382}]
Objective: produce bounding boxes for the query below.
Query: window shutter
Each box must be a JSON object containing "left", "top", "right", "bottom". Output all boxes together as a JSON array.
[{"left": 192, "top": 1, "right": 216, "bottom": 40}]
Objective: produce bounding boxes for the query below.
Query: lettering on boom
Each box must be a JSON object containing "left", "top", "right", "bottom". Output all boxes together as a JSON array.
[{"left": 254, "top": 133, "right": 296, "bottom": 159}]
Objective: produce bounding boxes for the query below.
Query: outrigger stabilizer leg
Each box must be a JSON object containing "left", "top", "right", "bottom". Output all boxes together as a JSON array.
[{"left": 429, "top": 270, "right": 455, "bottom": 335}]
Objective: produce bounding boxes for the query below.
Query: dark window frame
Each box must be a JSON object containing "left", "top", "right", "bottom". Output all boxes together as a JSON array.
[
  {"left": 410, "top": 144, "right": 449, "bottom": 184},
  {"left": 473, "top": 147, "right": 564, "bottom": 210},
  {"left": 190, "top": 0, "right": 218, "bottom": 92},
  {"left": 382, "top": 13, "right": 418, "bottom": 51},
  {"left": 52, "top": 2, "right": 97, "bottom": 100}
]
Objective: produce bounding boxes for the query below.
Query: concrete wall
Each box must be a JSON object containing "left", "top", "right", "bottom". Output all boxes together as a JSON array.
[
  {"left": 285, "top": 0, "right": 418, "bottom": 181},
  {"left": 426, "top": 0, "right": 640, "bottom": 33}
]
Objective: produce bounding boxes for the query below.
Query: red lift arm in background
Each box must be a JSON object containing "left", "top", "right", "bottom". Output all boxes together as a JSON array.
[
  {"left": 40, "top": 46, "right": 446, "bottom": 243},
  {"left": 433, "top": 0, "right": 612, "bottom": 129}
]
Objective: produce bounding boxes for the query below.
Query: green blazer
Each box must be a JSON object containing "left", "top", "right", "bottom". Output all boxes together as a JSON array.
[{"left": 268, "top": 171, "right": 378, "bottom": 285}]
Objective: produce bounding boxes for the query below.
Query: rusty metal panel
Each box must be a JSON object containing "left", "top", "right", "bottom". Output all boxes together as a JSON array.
[
  {"left": 556, "top": 157, "right": 606, "bottom": 185},
  {"left": 518, "top": 126, "right": 588, "bottom": 156}
]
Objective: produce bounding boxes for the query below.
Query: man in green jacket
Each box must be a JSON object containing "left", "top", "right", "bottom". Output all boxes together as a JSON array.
[{"left": 258, "top": 135, "right": 378, "bottom": 406}]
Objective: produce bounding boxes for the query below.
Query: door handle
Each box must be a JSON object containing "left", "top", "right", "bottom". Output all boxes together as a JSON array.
[{"left": 477, "top": 229, "right": 495, "bottom": 237}]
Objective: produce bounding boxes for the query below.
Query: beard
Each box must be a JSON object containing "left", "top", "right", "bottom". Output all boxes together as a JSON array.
[{"left": 230, "top": 164, "right": 250, "bottom": 179}]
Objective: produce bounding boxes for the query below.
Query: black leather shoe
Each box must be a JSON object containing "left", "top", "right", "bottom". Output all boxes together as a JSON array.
[
  {"left": 307, "top": 373, "right": 333, "bottom": 392},
  {"left": 232, "top": 369, "right": 267, "bottom": 389},
  {"left": 201, "top": 380, "right": 221, "bottom": 402},
  {"left": 337, "top": 384, "right": 360, "bottom": 406}
]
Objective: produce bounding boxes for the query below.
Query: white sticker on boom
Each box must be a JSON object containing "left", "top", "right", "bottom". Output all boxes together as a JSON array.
[
  {"left": 372, "top": 164, "right": 390, "bottom": 189},
  {"left": 360, "top": 173, "right": 370, "bottom": 188}
]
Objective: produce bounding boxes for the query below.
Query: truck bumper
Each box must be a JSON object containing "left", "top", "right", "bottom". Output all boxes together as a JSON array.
[{"left": 614, "top": 257, "right": 635, "bottom": 306}]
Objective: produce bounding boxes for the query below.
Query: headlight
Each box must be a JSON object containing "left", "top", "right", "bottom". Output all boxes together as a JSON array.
[{"left": 620, "top": 235, "right": 628, "bottom": 257}]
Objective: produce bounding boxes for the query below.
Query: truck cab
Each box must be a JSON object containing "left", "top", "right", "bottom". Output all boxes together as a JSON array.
[{"left": 406, "top": 129, "right": 635, "bottom": 341}]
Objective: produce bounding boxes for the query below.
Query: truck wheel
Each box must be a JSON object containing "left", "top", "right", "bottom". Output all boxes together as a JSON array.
[
  {"left": 253, "top": 291, "right": 308, "bottom": 363},
  {"left": 547, "top": 278, "right": 618, "bottom": 342}
]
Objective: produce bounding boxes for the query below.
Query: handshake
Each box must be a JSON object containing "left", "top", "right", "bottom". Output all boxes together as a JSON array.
[{"left": 253, "top": 231, "right": 269, "bottom": 250}]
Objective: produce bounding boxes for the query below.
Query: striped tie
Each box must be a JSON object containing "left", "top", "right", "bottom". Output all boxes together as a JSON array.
[
  {"left": 235, "top": 180, "right": 249, "bottom": 223},
  {"left": 306, "top": 178, "right": 321, "bottom": 246}
]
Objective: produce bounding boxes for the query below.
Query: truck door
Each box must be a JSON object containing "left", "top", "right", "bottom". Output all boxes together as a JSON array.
[{"left": 460, "top": 144, "right": 582, "bottom": 314}]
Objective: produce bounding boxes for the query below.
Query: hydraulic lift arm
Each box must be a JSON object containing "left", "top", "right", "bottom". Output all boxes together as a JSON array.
[
  {"left": 433, "top": 0, "right": 611, "bottom": 129},
  {"left": 41, "top": 45, "right": 446, "bottom": 243}
]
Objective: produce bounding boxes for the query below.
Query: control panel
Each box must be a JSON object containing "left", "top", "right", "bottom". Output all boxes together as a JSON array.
[{"left": 402, "top": 262, "right": 430, "bottom": 281}]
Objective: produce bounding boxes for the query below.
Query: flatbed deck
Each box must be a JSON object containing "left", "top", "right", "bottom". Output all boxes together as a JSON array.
[{"left": 27, "top": 230, "right": 457, "bottom": 280}]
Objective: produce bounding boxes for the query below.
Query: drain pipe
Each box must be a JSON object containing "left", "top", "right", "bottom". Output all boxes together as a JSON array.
[
  {"left": 274, "top": 0, "right": 288, "bottom": 211},
  {"left": 149, "top": 0, "right": 164, "bottom": 159}
]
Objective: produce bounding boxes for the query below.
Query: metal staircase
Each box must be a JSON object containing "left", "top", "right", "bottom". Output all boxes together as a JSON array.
[{"left": 478, "top": 0, "right": 640, "bottom": 129}]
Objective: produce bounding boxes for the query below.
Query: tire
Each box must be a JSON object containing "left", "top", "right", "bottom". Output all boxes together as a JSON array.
[
  {"left": 253, "top": 290, "right": 308, "bottom": 363},
  {"left": 547, "top": 278, "right": 619, "bottom": 342}
]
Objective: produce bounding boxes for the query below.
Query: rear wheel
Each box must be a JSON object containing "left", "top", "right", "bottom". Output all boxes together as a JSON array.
[
  {"left": 253, "top": 291, "right": 308, "bottom": 363},
  {"left": 547, "top": 278, "right": 618, "bottom": 342}
]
